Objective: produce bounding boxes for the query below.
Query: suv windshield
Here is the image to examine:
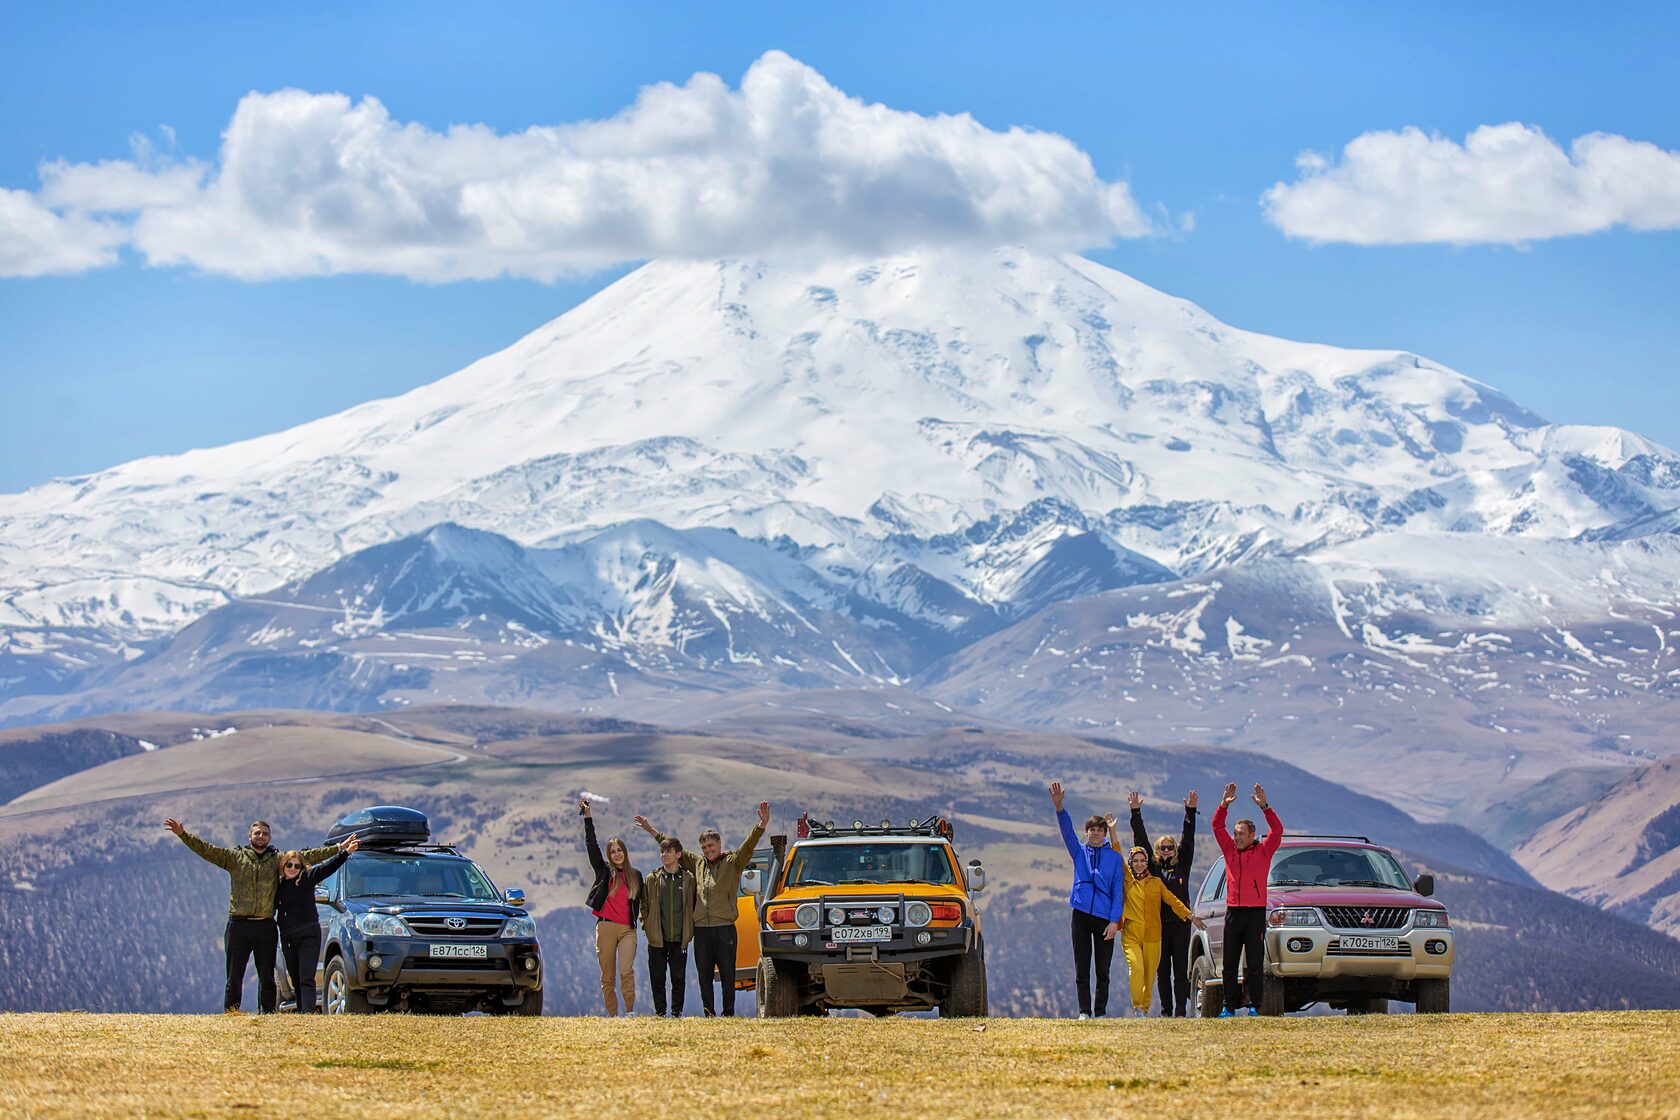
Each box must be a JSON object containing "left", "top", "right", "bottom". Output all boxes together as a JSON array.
[
  {"left": 785, "top": 843, "right": 956, "bottom": 887},
  {"left": 343, "top": 853, "right": 501, "bottom": 900},
  {"left": 1269, "top": 846, "right": 1411, "bottom": 890}
]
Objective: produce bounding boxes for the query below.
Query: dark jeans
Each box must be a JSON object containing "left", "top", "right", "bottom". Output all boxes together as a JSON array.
[
  {"left": 225, "top": 917, "right": 278, "bottom": 1012},
  {"left": 281, "top": 926, "right": 321, "bottom": 1013},
  {"left": 1069, "top": 908, "right": 1115, "bottom": 1016},
  {"left": 647, "top": 943, "right": 688, "bottom": 1016},
  {"left": 1223, "top": 906, "right": 1267, "bottom": 1011},
  {"left": 1157, "top": 920, "right": 1192, "bottom": 1016},
  {"left": 691, "top": 925, "right": 738, "bottom": 1016}
]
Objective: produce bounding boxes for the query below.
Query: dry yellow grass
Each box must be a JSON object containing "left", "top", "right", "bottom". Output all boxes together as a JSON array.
[{"left": 2, "top": 1011, "right": 1675, "bottom": 1119}]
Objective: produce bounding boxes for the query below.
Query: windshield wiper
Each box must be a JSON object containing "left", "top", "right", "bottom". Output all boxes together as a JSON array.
[
  {"left": 836, "top": 879, "right": 882, "bottom": 885},
  {"left": 419, "top": 892, "right": 474, "bottom": 898},
  {"left": 1269, "top": 878, "right": 1313, "bottom": 886},
  {"left": 357, "top": 892, "right": 399, "bottom": 898},
  {"left": 796, "top": 879, "right": 834, "bottom": 887},
  {"left": 1330, "top": 879, "right": 1403, "bottom": 889}
]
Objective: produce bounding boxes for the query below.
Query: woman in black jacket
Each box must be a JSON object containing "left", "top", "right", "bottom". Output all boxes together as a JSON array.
[
  {"left": 275, "top": 835, "right": 357, "bottom": 1012},
  {"left": 582, "top": 798, "right": 642, "bottom": 1015}
]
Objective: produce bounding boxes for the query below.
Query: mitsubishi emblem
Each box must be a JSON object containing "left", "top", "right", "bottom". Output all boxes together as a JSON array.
[{"left": 1360, "top": 910, "right": 1376, "bottom": 926}]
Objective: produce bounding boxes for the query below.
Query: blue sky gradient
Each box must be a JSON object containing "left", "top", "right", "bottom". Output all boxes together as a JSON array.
[{"left": 2, "top": 2, "right": 1675, "bottom": 492}]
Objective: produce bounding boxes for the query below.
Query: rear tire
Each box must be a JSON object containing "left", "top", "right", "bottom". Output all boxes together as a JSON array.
[
  {"left": 756, "top": 957, "right": 801, "bottom": 1018},
  {"left": 1190, "top": 953, "right": 1220, "bottom": 1019},
  {"left": 493, "top": 988, "right": 543, "bottom": 1016},
  {"left": 1345, "top": 996, "right": 1389, "bottom": 1015},
  {"left": 940, "top": 936, "right": 989, "bottom": 1017},
  {"left": 322, "top": 957, "right": 371, "bottom": 1015},
  {"left": 1257, "top": 958, "right": 1287, "bottom": 1017},
  {"left": 1415, "top": 979, "right": 1450, "bottom": 1014}
]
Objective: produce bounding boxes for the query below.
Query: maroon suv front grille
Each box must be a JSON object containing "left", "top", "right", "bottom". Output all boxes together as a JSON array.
[{"left": 1322, "top": 906, "right": 1410, "bottom": 930}]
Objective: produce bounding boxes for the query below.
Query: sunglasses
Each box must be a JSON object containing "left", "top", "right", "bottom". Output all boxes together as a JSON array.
[{"left": 283, "top": 862, "right": 302, "bottom": 869}]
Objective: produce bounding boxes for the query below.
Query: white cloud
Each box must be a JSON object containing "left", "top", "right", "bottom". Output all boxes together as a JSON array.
[
  {"left": 0, "top": 52, "right": 1151, "bottom": 282},
  {"left": 0, "top": 188, "right": 126, "bottom": 277},
  {"left": 1263, "top": 123, "right": 1680, "bottom": 245}
]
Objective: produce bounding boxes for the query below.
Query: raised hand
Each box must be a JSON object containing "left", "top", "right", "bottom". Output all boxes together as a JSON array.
[
  {"left": 340, "top": 835, "right": 360, "bottom": 854},
  {"left": 1252, "top": 783, "right": 1268, "bottom": 809},
  {"left": 1185, "top": 789, "right": 1198, "bottom": 811},
  {"left": 1048, "top": 781, "right": 1066, "bottom": 811},
  {"left": 1103, "top": 811, "right": 1118, "bottom": 830},
  {"left": 633, "top": 814, "right": 656, "bottom": 835},
  {"left": 163, "top": 818, "right": 184, "bottom": 836},
  {"left": 757, "top": 801, "right": 771, "bottom": 828},
  {"left": 1222, "top": 783, "right": 1238, "bottom": 807},
  {"left": 1127, "top": 790, "right": 1142, "bottom": 812},
  {"left": 578, "top": 797, "right": 593, "bottom": 819}
]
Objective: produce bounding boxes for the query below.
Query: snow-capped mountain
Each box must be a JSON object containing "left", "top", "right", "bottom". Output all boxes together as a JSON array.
[{"left": 4, "top": 247, "right": 1680, "bottom": 762}]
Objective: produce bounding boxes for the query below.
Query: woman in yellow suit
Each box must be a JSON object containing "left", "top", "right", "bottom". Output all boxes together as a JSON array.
[{"left": 1114, "top": 843, "right": 1205, "bottom": 1015}]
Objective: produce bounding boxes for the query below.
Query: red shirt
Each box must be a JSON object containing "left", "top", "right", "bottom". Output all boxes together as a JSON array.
[
  {"left": 1213, "top": 803, "right": 1283, "bottom": 909},
  {"left": 594, "top": 874, "right": 634, "bottom": 926}
]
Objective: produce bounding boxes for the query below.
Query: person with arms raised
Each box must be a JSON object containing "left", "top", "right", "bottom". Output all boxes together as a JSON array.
[
  {"left": 274, "top": 837, "right": 357, "bottom": 1013},
  {"left": 582, "top": 797, "right": 643, "bottom": 1016},
  {"left": 1108, "top": 788, "right": 1200, "bottom": 1016},
  {"left": 641, "top": 836, "right": 697, "bottom": 1016},
  {"left": 1212, "top": 783, "right": 1283, "bottom": 1017},
  {"left": 1049, "top": 780, "right": 1126, "bottom": 1019}
]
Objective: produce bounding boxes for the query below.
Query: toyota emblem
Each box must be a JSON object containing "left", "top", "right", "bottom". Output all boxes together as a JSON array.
[{"left": 445, "top": 916, "right": 467, "bottom": 930}]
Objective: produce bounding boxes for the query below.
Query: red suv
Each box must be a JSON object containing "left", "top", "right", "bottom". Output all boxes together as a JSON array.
[{"left": 1186, "top": 834, "right": 1454, "bottom": 1016}]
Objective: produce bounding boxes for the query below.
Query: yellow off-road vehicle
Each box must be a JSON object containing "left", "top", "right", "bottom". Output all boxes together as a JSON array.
[{"left": 747, "top": 818, "right": 989, "bottom": 1017}]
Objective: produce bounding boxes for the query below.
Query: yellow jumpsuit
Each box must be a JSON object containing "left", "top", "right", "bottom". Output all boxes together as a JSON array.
[{"left": 1119, "top": 863, "right": 1192, "bottom": 1012}]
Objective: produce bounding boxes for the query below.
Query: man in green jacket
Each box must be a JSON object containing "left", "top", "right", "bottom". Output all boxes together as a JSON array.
[
  {"left": 164, "top": 816, "right": 347, "bottom": 1013},
  {"left": 636, "top": 800, "right": 769, "bottom": 1016}
]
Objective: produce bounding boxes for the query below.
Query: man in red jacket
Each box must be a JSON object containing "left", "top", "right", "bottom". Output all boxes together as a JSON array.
[{"left": 1212, "top": 782, "right": 1282, "bottom": 1017}]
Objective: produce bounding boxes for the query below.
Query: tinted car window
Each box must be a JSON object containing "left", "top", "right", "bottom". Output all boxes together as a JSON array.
[
  {"left": 343, "top": 854, "right": 501, "bottom": 900},
  {"left": 1269, "top": 847, "right": 1410, "bottom": 889},
  {"left": 785, "top": 844, "right": 956, "bottom": 886},
  {"left": 1201, "top": 859, "right": 1226, "bottom": 902}
]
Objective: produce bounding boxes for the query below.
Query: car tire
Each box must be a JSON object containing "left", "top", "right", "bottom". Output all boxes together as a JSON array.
[
  {"left": 322, "top": 956, "right": 372, "bottom": 1015},
  {"left": 1189, "top": 953, "right": 1220, "bottom": 1019},
  {"left": 1415, "top": 979, "right": 1450, "bottom": 1014},
  {"left": 1257, "top": 966, "right": 1287, "bottom": 1017},
  {"left": 756, "top": 957, "right": 801, "bottom": 1018},
  {"left": 1345, "top": 996, "right": 1388, "bottom": 1015},
  {"left": 492, "top": 988, "right": 543, "bottom": 1016},
  {"left": 940, "top": 936, "right": 989, "bottom": 1018}
]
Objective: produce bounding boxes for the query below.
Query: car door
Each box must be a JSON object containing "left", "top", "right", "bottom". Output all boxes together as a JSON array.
[
  {"left": 1198, "top": 856, "right": 1227, "bottom": 977},
  {"left": 734, "top": 848, "right": 772, "bottom": 990},
  {"left": 314, "top": 865, "right": 342, "bottom": 1004}
]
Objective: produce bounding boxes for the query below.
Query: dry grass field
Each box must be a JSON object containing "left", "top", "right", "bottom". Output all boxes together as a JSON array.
[{"left": 2, "top": 1011, "right": 1675, "bottom": 1120}]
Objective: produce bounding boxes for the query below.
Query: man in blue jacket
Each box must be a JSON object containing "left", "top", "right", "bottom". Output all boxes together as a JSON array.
[{"left": 1050, "top": 780, "right": 1126, "bottom": 1019}]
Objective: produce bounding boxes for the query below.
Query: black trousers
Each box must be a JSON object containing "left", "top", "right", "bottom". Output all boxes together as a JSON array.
[
  {"left": 1223, "top": 906, "right": 1267, "bottom": 1011},
  {"left": 1157, "top": 920, "right": 1192, "bottom": 1016},
  {"left": 691, "top": 925, "right": 738, "bottom": 1016},
  {"left": 225, "top": 917, "right": 278, "bottom": 1012},
  {"left": 281, "top": 927, "right": 322, "bottom": 1013},
  {"left": 1069, "top": 909, "right": 1115, "bottom": 1016},
  {"left": 647, "top": 943, "right": 688, "bottom": 1016}
]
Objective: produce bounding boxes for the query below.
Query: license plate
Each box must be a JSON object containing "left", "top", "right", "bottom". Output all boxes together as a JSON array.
[
  {"left": 831, "top": 925, "right": 891, "bottom": 943},
  {"left": 1338, "top": 936, "right": 1400, "bottom": 952},
  {"left": 430, "top": 943, "right": 488, "bottom": 959}
]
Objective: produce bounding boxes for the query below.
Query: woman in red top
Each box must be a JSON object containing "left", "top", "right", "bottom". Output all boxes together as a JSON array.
[{"left": 582, "top": 798, "right": 642, "bottom": 1015}]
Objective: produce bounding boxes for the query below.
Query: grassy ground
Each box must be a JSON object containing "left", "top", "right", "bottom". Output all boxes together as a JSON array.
[{"left": 2, "top": 1011, "right": 1676, "bottom": 1119}]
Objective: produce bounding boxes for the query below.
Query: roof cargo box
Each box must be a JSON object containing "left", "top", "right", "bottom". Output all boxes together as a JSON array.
[{"left": 327, "top": 805, "right": 430, "bottom": 848}]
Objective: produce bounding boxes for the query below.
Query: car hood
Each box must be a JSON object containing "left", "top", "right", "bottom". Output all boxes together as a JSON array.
[
  {"left": 769, "top": 883, "right": 969, "bottom": 902},
  {"left": 346, "top": 896, "right": 520, "bottom": 915},
  {"left": 1267, "top": 884, "right": 1439, "bottom": 909}
]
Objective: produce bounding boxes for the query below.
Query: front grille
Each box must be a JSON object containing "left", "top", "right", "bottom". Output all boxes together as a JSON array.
[
  {"left": 1327, "top": 941, "right": 1413, "bottom": 957},
  {"left": 403, "top": 956, "right": 510, "bottom": 971},
  {"left": 829, "top": 902, "right": 898, "bottom": 926},
  {"left": 1322, "top": 906, "right": 1410, "bottom": 930},
  {"left": 404, "top": 914, "right": 506, "bottom": 938}
]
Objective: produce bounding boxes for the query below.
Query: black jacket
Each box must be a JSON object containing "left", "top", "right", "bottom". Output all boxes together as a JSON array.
[
  {"left": 583, "top": 816, "right": 641, "bottom": 914},
  {"left": 274, "top": 850, "right": 347, "bottom": 936},
  {"left": 1132, "top": 805, "right": 1196, "bottom": 932}
]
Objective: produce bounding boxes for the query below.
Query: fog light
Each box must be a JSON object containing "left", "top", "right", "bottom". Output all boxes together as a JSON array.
[
  {"left": 524, "top": 957, "right": 538, "bottom": 971},
  {"left": 368, "top": 954, "right": 383, "bottom": 969},
  {"left": 793, "top": 933, "right": 809, "bottom": 947},
  {"left": 1286, "top": 938, "right": 1312, "bottom": 953},
  {"left": 1426, "top": 940, "right": 1447, "bottom": 956},
  {"left": 916, "top": 931, "right": 933, "bottom": 945}
]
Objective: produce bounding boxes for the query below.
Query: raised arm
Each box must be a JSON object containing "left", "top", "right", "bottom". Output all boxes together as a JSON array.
[
  {"left": 1255, "top": 785, "right": 1283, "bottom": 857},
  {"left": 299, "top": 842, "right": 348, "bottom": 866},
  {"left": 304, "top": 848, "right": 349, "bottom": 888},
  {"left": 583, "top": 814, "right": 607, "bottom": 876},
  {"left": 1127, "top": 791, "right": 1162, "bottom": 876},
  {"left": 1211, "top": 785, "right": 1237, "bottom": 859},
  {"left": 167, "top": 819, "right": 236, "bottom": 871},
  {"left": 1179, "top": 789, "right": 1198, "bottom": 870},
  {"left": 731, "top": 802, "right": 770, "bottom": 865}
]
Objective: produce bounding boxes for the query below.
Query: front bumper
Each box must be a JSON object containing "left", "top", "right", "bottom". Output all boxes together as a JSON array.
[
  {"left": 356, "top": 937, "right": 543, "bottom": 992},
  {"left": 759, "top": 923, "right": 975, "bottom": 966},
  {"left": 1267, "top": 924, "right": 1455, "bottom": 981}
]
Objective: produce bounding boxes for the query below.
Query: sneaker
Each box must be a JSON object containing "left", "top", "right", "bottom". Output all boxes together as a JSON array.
[
  {"left": 1077, "top": 1012, "right": 1091, "bottom": 1020},
  {"left": 1217, "top": 1008, "right": 1235, "bottom": 1018},
  {"left": 1245, "top": 1007, "right": 1260, "bottom": 1016}
]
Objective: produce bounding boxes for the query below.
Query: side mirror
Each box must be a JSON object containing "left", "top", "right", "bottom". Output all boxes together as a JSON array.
[
  {"left": 740, "top": 869, "right": 762, "bottom": 896},
  {"left": 966, "top": 860, "right": 987, "bottom": 894},
  {"left": 313, "top": 887, "right": 331, "bottom": 904},
  {"left": 1412, "top": 874, "right": 1434, "bottom": 898},
  {"left": 505, "top": 888, "right": 526, "bottom": 906}
]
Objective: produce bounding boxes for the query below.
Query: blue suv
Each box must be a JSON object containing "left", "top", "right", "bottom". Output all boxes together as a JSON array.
[{"left": 311, "top": 806, "right": 543, "bottom": 1015}]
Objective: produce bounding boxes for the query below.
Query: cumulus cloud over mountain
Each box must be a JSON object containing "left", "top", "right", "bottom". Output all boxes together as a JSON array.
[
  {"left": 1264, "top": 123, "right": 1680, "bottom": 245},
  {"left": 0, "top": 51, "right": 1151, "bottom": 280}
]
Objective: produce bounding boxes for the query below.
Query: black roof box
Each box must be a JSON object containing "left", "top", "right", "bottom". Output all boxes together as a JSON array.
[{"left": 327, "top": 805, "right": 430, "bottom": 849}]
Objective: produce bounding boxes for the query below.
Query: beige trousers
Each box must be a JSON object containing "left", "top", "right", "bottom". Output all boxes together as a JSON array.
[{"left": 595, "top": 920, "right": 637, "bottom": 1015}]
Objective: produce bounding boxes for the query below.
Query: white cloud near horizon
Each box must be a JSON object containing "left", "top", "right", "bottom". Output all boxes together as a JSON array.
[
  {"left": 1264, "top": 122, "right": 1680, "bottom": 245},
  {"left": 0, "top": 52, "right": 1152, "bottom": 281}
]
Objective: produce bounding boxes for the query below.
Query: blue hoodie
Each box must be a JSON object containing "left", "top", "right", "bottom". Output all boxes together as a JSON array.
[{"left": 1057, "top": 808, "right": 1126, "bottom": 923}]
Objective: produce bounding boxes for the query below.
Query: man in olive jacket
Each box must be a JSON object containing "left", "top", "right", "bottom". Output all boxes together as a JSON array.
[
  {"left": 641, "top": 837, "right": 698, "bottom": 1016},
  {"left": 636, "top": 800, "right": 769, "bottom": 1016},
  {"left": 165, "top": 816, "right": 347, "bottom": 1012}
]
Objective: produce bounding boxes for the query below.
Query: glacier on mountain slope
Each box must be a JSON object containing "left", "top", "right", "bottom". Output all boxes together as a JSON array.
[{"left": 2, "top": 247, "right": 1679, "bottom": 702}]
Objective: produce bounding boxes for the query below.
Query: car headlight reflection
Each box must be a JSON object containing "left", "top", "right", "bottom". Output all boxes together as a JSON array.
[
  {"left": 355, "top": 912, "right": 413, "bottom": 937},
  {"left": 501, "top": 915, "right": 537, "bottom": 938}
]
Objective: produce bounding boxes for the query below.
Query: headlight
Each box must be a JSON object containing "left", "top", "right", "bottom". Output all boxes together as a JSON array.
[
  {"left": 355, "top": 912, "right": 412, "bottom": 937},
  {"left": 1413, "top": 909, "right": 1450, "bottom": 929},
  {"left": 875, "top": 906, "right": 895, "bottom": 925},
  {"left": 826, "top": 906, "right": 847, "bottom": 927},
  {"left": 502, "top": 915, "right": 537, "bottom": 938},
  {"left": 794, "top": 904, "right": 820, "bottom": 930},
  {"left": 905, "top": 901, "right": 933, "bottom": 928},
  {"left": 1267, "top": 907, "right": 1320, "bottom": 927}
]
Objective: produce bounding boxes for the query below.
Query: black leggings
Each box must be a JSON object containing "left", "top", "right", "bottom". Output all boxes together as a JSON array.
[
  {"left": 691, "top": 925, "right": 738, "bottom": 1016},
  {"left": 225, "top": 917, "right": 278, "bottom": 1012},
  {"left": 1223, "top": 906, "right": 1267, "bottom": 1011},
  {"left": 1069, "top": 909, "right": 1115, "bottom": 1016},
  {"left": 280, "top": 927, "right": 322, "bottom": 1013},
  {"left": 1157, "top": 921, "right": 1192, "bottom": 1015}
]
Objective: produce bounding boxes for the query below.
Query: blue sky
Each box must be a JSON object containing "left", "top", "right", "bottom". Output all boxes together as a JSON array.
[{"left": 2, "top": 2, "right": 1676, "bottom": 493}]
